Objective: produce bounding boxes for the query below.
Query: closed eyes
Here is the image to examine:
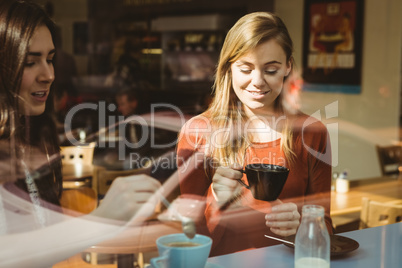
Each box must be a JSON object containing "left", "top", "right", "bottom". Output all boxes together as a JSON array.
[{"left": 239, "top": 68, "right": 278, "bottom": 75}]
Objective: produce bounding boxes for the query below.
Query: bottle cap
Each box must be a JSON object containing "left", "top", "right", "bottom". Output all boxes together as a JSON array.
[{"left": 302, "top": 205, "right": 324, "bottom": 216}]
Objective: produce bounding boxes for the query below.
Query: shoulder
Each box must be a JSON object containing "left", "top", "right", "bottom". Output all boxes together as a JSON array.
[
  {"left": 180, "top": 113, "right": 213, "bottom": 135},
  {"left": 178, "top": 114, "right": 212, "bottom": 150},
  {"left": 290, "top": 113, "right": 331, "bottom": 157},
  {"left": 291, "top": 112, "right": 328, "bottom": 137}
]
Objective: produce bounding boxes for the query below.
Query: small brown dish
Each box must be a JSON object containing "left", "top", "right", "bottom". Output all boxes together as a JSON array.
[{"left": 283, "top": 234, "right": 359, "bottom": 257}]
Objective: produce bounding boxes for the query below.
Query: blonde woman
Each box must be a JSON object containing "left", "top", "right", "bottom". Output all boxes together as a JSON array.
[{"left": 177, "top": 12, "right": 333, "bottom": 256}]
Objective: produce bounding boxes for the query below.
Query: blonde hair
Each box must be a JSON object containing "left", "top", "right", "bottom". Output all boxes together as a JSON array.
[{"left": 204, "top": 12, "right": 296, "bottom": 168}]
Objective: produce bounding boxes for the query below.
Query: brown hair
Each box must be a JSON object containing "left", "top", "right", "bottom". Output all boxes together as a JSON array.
[{"left": 0, "top": 0, "right": 62, "bottom": 203}]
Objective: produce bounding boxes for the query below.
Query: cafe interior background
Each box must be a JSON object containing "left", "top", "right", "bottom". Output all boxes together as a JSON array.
[
  {"left": 36, "top": 0, "right": 402, "bottom": 178},
  {"left": 25, "top": 0, "right": 401, "bottom": 265}
]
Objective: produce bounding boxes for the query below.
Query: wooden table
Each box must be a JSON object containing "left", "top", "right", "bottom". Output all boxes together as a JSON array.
[
  {"left": 331, "top": 176, "right": 402, "bottom": 216},
  {"left": 84, "top": 220, "right": 182, "bottom": 268},
  {"left": 86, "top": 220, "right": 180, "bottom": 254},
  {"left": 330, "top": 176, "right": 402, "bottom": 232}
]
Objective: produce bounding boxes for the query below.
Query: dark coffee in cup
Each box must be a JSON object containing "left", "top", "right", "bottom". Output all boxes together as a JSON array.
[
  {"left": 165, "top": 242, "right": 202, "bottom": 248},
  {"left": 152, "top": 233, "right": 212, "bottom": 268},
  {"left": 238, "top": 163, "right": 289, "bottom": 201}
]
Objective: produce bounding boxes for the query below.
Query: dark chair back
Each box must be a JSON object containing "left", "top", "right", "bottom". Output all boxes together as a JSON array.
[{"left": 376, "top": 145, "right": 402, "bottom": 177}]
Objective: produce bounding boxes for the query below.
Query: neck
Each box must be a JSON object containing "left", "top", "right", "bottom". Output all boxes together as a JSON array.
[
  {"left": 246, "top": 122, "right": 282, "bottom": 143},
  {"left": 243, "top": 109, "right": 285, "bottom": 143}
]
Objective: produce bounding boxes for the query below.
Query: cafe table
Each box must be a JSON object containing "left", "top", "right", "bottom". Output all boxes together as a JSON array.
[
  {"left": 330, "top": 176, "right": 402, "bottom": 231},
  {"left": 207, "top": 222, "right": 402, "bottom": 268},
  {"left": 75, "top": 176, "right": 401, "bottom": 267},
  {"left": 84, "top": 219, "right": 182, "bottom": 268},
  {"left": 330, "top": 176, "right": 402, "bottom": 216}
]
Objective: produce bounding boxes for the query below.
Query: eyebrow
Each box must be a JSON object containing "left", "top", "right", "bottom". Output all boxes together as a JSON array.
[
  {"left": 28, "top": 49, "right": 56, "bottom": 57},
  {"left": 264, "top": 60, "right": 282, "bottom": 65},
  {"left": 236, "top": 60, "right": 282, "bottom": 65}
]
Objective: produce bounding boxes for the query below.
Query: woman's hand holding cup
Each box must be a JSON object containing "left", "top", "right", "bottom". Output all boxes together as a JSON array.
[{"left": 212, "top": 164, "right": 244, "bottom": 207}]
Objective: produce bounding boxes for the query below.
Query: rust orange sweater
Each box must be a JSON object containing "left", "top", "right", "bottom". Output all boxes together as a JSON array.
[{"left": 177, "top": 113, "right": 333, "bottom": 256}]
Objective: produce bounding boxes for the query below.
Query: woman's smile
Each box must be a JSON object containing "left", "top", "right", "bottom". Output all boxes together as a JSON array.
[
  {"left": 30, "top": 90, "right": 49, "bottom": 101},
  {"left": 245, "top": 89, "right": 271, "bottom": 98}
]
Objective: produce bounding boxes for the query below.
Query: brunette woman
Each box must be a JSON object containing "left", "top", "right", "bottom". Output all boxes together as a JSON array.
[{"left": 0, "top": 1, "right": 160, "bottom": 266}]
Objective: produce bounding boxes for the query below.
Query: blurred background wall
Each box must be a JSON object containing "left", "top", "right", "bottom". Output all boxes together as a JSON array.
[{"left": 32, "top": 0, "right": 402, "bottom": 180}]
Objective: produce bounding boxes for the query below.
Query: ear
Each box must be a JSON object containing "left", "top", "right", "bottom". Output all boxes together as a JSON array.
[{"left": 285, "top": 58, "right": 292, "bottom": 77}]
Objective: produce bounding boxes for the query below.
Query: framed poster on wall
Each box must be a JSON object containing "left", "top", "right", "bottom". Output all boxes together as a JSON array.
[{"left": 302, "top": 0, "right": 364, "bottom": 94}]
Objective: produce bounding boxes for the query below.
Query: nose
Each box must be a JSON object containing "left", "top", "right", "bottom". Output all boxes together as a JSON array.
[
  {"left": 38, "top": 62, "right": 55, "bottom": 83},
  {"left": 251, "top": 70, "right": 265, "bottom": 88}
]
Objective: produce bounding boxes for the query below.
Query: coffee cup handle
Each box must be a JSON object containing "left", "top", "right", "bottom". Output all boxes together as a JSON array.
[
  {"left": 150, "top": 255, "right": 167, "bottom": 268},
  {"left": 237, "top": 170, "right": 250, "bottom": 189}
]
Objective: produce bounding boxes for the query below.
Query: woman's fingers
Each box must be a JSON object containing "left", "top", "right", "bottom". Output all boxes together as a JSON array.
[
  {"left": 269, "top": 226, "right": 298, "bottom": 237},
  {"left": 265, "top": 215, "right": 300, "bottom": 227},
  {"left": 265, "top": 201, "right": 300, "bottom": 237},
  {"left": 212, "top": 166, "right": 243, "bottom": 204},
  {"left": 115, "top": 174, "right": 162, "bottom": 189},
  {"left": 266, "top": 202, "right": 300, "bottom": 221},
  {"left": 229, "top": 162, "right": 244, "bottom": 171},
  {"left": 271, "top": 201, "right": 297, "bottom": 213},
  {"left": 93, "top": 174, "right": 162, "bottom": 221},
  {"left": 213, "top": 166, "right": 243, "bottom": 182}
]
